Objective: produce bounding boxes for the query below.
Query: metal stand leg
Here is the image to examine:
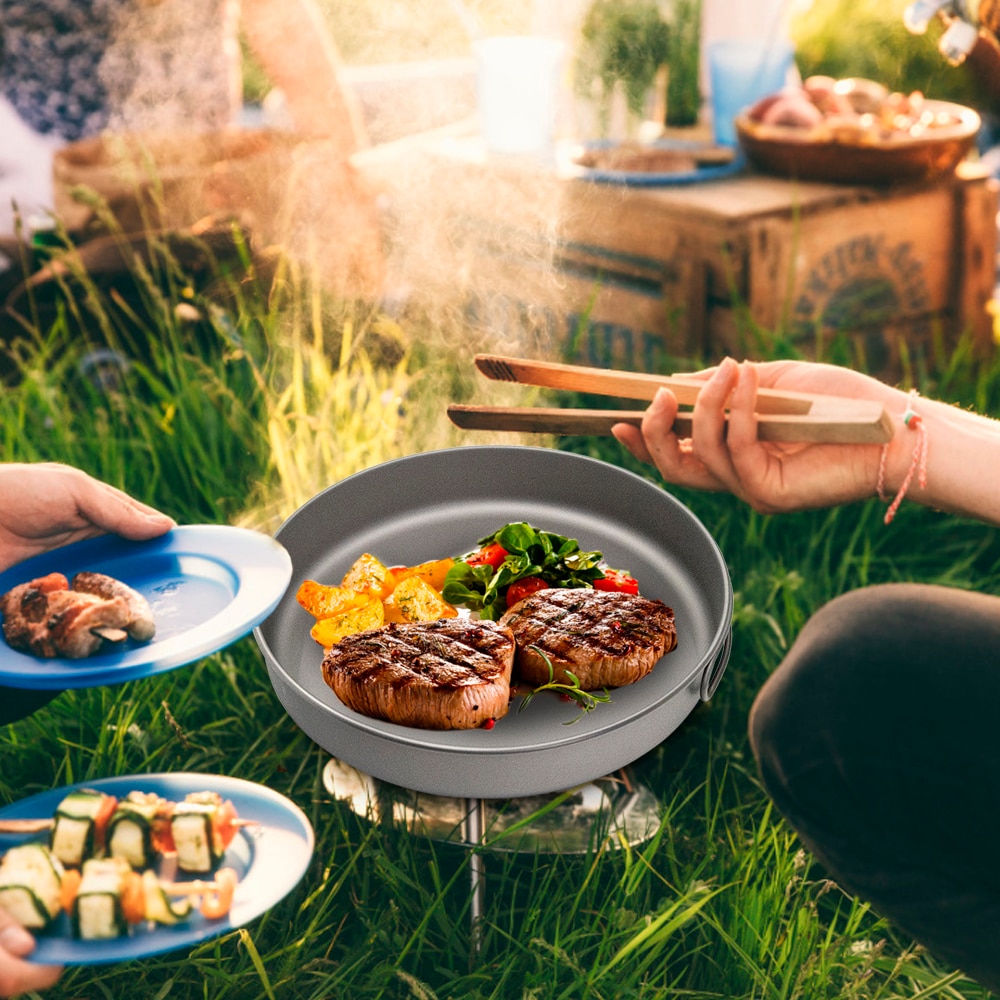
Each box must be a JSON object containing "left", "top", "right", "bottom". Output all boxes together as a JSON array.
[
  {"left": 462, "top": 797, "right": 486, "bottom": 959},
  {"left": 322, "top": 758, "right": 662, "bottom": 963}
]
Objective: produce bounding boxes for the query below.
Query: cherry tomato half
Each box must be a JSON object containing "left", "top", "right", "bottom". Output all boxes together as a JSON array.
[
  {"left": 505, "top": 576, "right": 550, "bottom": 608},
  {"left": 213, "top": 799, "right": 241, "bottom": 851},
  {"left": 91, "top": 793, "right": 119, "bottom": 855},
  {"left": 593, "top": 569, "right": 639, "bottom": 594},
  {"left": 464, "top": 542, "right": 508, "bottom": 570}
]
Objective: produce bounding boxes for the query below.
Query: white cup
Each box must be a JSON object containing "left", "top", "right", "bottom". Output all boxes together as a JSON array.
[{"left": 473, "top": 36, "right": 565, "bottom": 156}]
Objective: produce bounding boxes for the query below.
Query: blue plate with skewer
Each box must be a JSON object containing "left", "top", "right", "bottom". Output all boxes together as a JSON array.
[{"left": 0, "top": 772, "right": 314, "bottom": 965}]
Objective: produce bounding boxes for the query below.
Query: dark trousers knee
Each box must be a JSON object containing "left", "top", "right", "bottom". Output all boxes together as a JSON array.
[{"left": 749, "top": 583, "right": 1000, "bottom": 993}]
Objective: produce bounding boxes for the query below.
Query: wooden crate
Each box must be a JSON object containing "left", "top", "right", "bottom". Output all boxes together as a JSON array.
[{"left": 366, "top": 138, "right": 998, "bottom": 377}]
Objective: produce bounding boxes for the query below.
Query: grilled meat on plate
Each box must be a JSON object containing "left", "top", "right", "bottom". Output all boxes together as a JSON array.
[
  {"left": 2, "top": 583, "right": 131, "bottom": 659},
  {"left": 321, "top": 617, "right": 516, "bottom": 730},
  {"left": 71, "top": 571, "right": 156, "bottom": 641},
  {"left": 499, "top": 588, "right": 677, "bottom": 690},
  {"left": 1, "top": 571, "right": 154, "bottom": 658}
]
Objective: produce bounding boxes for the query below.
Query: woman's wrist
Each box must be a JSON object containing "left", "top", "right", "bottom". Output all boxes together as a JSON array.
[
  {"left": 875, "top": 394, "right": 1000, "bottom": 525},
  {"left": 865, "top": 387, "right": 912, "bottom": 498},
  {"left": 875, "top": 390, "right": 930, "bottom": 522}
]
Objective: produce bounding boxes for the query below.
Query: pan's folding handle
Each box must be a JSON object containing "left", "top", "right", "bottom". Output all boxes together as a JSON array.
[{"left": 700, "top": 630, "right": 732, "bottom": 702}]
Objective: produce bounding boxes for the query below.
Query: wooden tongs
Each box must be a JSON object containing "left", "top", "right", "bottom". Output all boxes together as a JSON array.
[{"left": 447, "top": 355, "right": 894, "bottom": 445}]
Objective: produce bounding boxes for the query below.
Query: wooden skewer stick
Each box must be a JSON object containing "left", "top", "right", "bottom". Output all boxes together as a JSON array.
[
  {"left": 159, "top": 874, "right": 237, "bottom": 896},
  {"left": 0, "top": 819, "right": 54, "bottom": 834},
  {"left": 91, "top": 626, "right": 129, "bottom": 643},
  {"left": 0, "top": 817, "right": 256, "bottom": 835}
]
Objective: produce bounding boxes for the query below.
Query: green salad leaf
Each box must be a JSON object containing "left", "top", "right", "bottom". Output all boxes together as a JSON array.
[{"left": 441, "top": 522, "right": 605, "bottom": 620}]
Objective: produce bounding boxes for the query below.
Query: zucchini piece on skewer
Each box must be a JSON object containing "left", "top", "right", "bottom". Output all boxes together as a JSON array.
[
  {"left": 106, "top": 792, "right": 167, "bottom": 870},
  {"left": 65, "top": 862, "right": 233, "bottom": 938},
  {"left": 50, "top": 788, "right": 117, "bottom": 868},
  {"left": 140, "top": 870, "right": 192, "bottom": 925},
  {"left": 0, "top": 843, "right": 64, "bottom": 930},
  {"left": 170, "top": 792, "right": 237, "bottom": 873},
  {"left": 72, "top": 858, "right": 131, "bottom": 940}
]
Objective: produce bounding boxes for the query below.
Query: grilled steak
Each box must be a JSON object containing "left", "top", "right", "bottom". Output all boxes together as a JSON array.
[
  {"left": 499, "top": 588, "right": 677, "bottom": 690},
  {"left": 321, "top": 617, "right": 516, "bottom": 730}
]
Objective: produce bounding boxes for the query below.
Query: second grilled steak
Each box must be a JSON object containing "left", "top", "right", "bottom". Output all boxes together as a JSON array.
[
  {"left": 321, "top": 617, "right": 516, "bottom": 730},
  {"left": 499, "top": 588, "right": 677, "bottom": 690}
]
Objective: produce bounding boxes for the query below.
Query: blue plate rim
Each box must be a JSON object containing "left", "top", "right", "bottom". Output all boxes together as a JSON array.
[
  {"left": 0, "top": 771, "right": 314, "bottom": 966},
  {"left": 559, "top": 137, "right": 745, "bottom": 186},
  {"left": 0, "top": 525, "right": 292, "bottom": 690}
]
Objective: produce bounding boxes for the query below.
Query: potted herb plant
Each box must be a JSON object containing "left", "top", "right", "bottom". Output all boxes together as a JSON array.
[
  {"left": 664, "top": 0, "right": 702, "bottom": 127},
  {"left": 573, "top": 0, "right": 671, "bottom": 137}
]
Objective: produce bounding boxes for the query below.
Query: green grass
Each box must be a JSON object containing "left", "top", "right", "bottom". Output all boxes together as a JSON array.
[{"left": 1, "top": 233, "right": 998, "bottom": 1000}]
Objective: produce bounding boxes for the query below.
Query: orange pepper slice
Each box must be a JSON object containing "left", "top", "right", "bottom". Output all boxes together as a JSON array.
[
  {"left": 200, "top": 867, "right": 238, "bottom": 920},
  {"left": 120, "top": 871, "right": 146, "bottom": 925},
  {"left": 389, "top": 557, "right": 456, "bottom": 593},
  {"left": 60, "top": 868, "right": 82, "bottom": 916}
]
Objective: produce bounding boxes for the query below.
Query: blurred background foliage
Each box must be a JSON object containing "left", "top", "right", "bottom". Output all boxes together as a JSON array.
[
  {"left": 789, "top": 0, "right": 992, "bottom": 108},
  {"left": 242, "top": 0, "right": 994, "bottom": 124}
]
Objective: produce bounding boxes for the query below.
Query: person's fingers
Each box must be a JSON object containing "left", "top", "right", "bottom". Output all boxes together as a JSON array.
[
  {"left": 723, "top": 361, "right": 788, "bottom": 509},
  {"left": 73, "top": 474, "right": 175, "bottom": 540},
  {"left": 613, "top": 387, "right": 681, "bottom": 466},
  {"left": 0, "top": 920, "right": 33, "bottom": 959},
  {"left": 673, "top": 366, "right": 717, "bottom": 381},
  {"left": 615, "top": 389, "right": 724, "bottom": 492},
  {"left": 611, "top": 421, "right": 653, "bottom": 464},
  {"left": 637, "top": 387, "right": 684, "bottom": 467},
  {"left": 723, "top": 361, "right": 759, "bottom": 452},
  {"left": 0, "top": 919, "right": 63, "bottom": 996},
  {"left": 689, "top": 357, "right": 743, "bottom": 494}
]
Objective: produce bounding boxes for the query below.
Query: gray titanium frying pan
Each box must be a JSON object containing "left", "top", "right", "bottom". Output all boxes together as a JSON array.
[{"left": 254, "top": 446, "right": 733, "bottom": 799}]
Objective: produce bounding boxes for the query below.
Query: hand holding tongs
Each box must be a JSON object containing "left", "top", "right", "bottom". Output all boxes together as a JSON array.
[{"left": 447, "top": 355, "right": 894, "bottom": 444}]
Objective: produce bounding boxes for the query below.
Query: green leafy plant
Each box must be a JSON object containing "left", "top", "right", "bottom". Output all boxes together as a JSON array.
[
  {"left": 574, "top": 0, "right": 671, "bottom": 134},
  {"left": 665, "top": 0, "right": 701, "bottom": 126}
]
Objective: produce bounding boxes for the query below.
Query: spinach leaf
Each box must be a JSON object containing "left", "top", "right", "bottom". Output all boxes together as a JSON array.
[{"left": 442, "top": 522, "right": 605, "bottom": 620}]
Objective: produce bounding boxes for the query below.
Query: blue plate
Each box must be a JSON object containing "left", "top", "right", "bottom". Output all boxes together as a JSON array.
[
  {"left": 0, "top": 772, "right": 314, "bottom": 965},
  {"left": 560, "top": 138, "right": 745, "bottom": 186},
  {"left": 0, "top": 526, "right": 292, "bottom": 690}
]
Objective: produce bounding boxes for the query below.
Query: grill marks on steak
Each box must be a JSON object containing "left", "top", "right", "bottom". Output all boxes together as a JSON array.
[
  {"left": 321, "top": 617, "right": 516, "bottom": 730},
  {"left": 499, "top": 588, "right": 677, "bottom": 690},
  {"left": 321, "top": 588, "right": 678, "bottom": 729}
]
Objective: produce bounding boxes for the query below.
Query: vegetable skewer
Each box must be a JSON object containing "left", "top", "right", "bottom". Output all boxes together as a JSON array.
[
  {"left": 60, "top": 859, "right": 239, "bottom": 937},
  {"left": 0, "top": 843, "right": 238, "bottom": 939},
  {"left": 0, "top": 789, "right": 253, "bottom": 873}
]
